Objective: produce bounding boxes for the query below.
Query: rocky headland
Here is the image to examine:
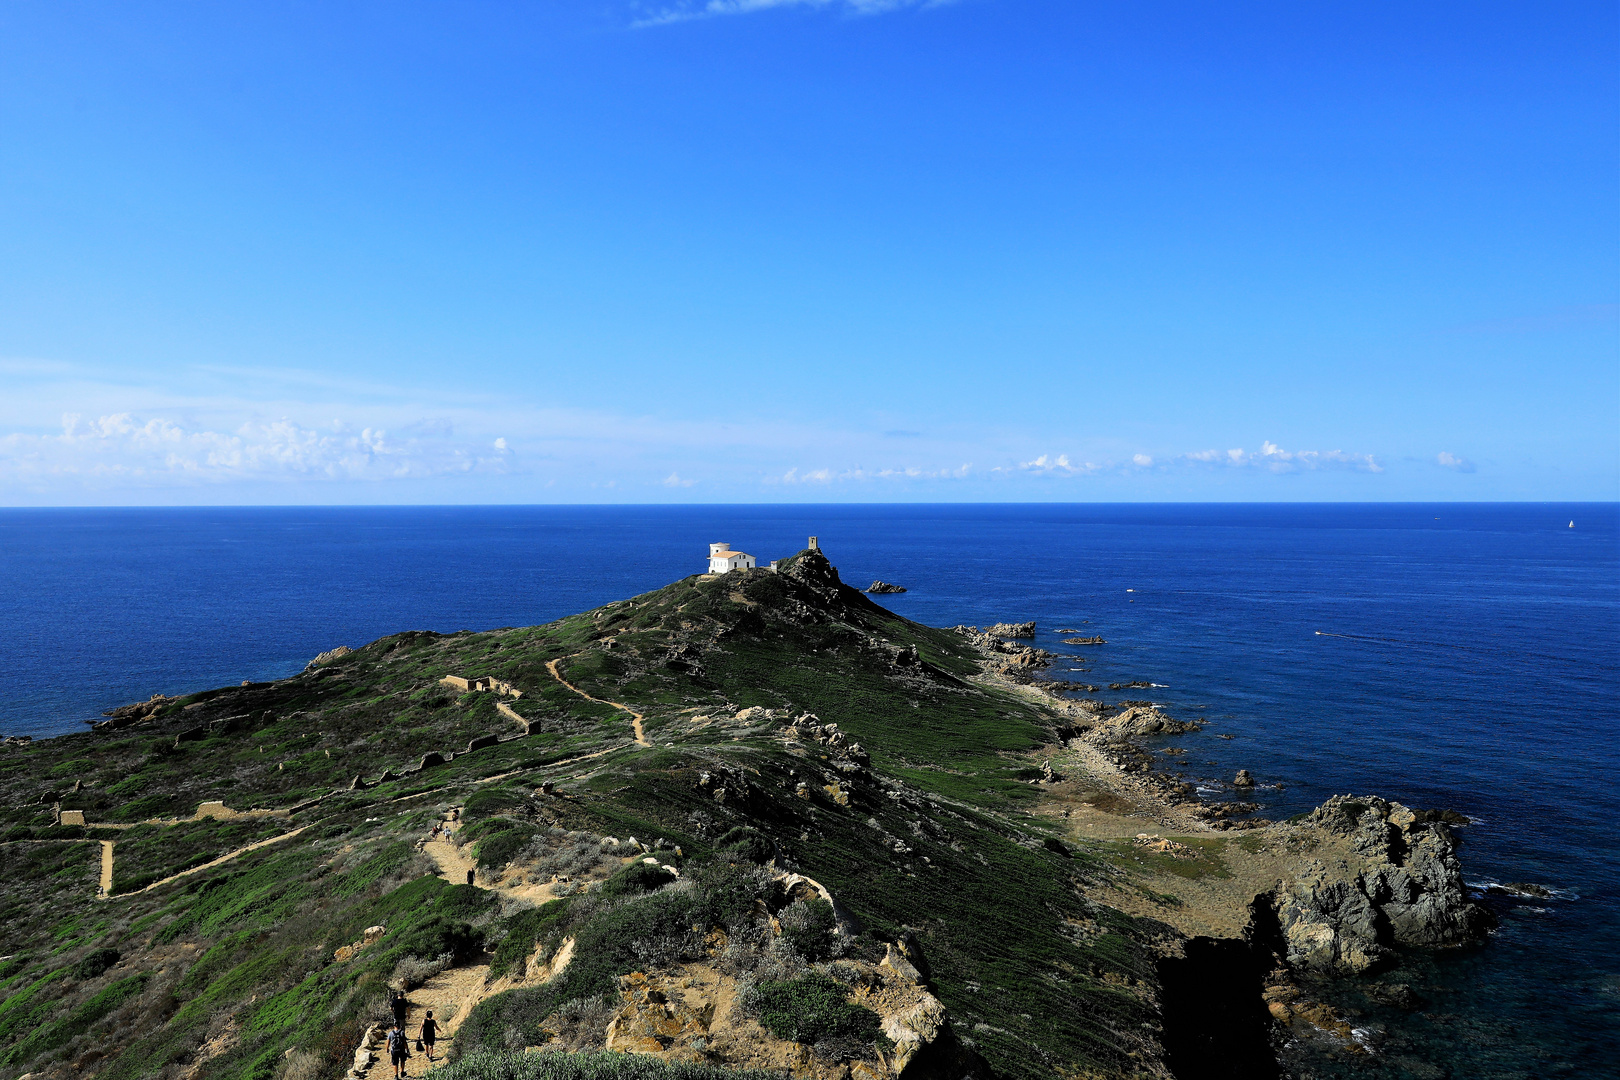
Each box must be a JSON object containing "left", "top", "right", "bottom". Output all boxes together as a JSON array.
[{"left": 0, "top": 549, "right": 1496, "bottom": 1080}]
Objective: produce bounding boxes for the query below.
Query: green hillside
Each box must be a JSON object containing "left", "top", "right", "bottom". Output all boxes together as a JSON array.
[{"left": 0, "top": 549, "right": 1180, "bottom": 1080}]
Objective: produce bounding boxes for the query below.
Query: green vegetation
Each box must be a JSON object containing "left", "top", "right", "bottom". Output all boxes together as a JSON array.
[
  {"left": 433, "top": 1051, "right": 779, "bottom": 1080},
  {"left": 2, "top": 973, "right": 148, "bottom": 1065},
  {"left": 750, "top": 972, "right": 881, "bottom": 1047},
  {"left": 109, "top": 818, "right": 290, "bottom": 893},
  {"left": 1100, "top": 837, "right": 1232, "bottom": 881},
  {"left": 0, "top": 547, "right": 1178, "bottom": 1080}
]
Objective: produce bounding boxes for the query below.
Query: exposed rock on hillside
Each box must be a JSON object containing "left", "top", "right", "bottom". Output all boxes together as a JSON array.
[
  {"left": 96, "top": 693, "right": 178, "bottom": 729},
  {"left": 307, "top": 645, "right": 355, "bottom": 669},
  {"left": 865, "top": 581, "right": 907, "bottom": 594}
]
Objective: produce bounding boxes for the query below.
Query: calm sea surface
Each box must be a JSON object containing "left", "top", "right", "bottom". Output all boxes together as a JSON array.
[{"left": 1, "top": 503, "right": 1615, "bottom": 1076}]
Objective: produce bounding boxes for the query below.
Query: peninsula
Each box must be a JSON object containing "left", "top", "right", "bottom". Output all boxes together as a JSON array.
[{"left": 0, "top": 545, "right": 1491, "bottom": 1080}]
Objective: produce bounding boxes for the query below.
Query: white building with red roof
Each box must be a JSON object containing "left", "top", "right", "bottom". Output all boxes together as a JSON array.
[{"left": 707, "top": 542, "right": 756, "bottom": 574}]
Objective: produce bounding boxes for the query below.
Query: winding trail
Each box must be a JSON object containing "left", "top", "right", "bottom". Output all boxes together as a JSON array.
[
  {"left": 546, "top": 657, "right": 650, "bottom": 747},
  {"left": 358, "top": 813, "right": 576, "bottom": 1079},
  {"left": 101, "top": 826, "right": 308, "bottom": 899}
]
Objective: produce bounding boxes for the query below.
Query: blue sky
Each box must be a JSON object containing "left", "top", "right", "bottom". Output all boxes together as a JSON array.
[{"left": 1, "top": 0, "right": 1614, "bottom": 504}]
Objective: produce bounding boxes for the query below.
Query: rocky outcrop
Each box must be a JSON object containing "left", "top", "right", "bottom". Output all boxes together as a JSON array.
[
  {"left": 97, "top": 694, "right": 176, "bottom": 729},
  {"left": 306, "top": 645, "right": 353, "bottom": 670},
  {"left": 866, "top": 581, "right": 907, "bottom": 594},
  {"left": 1090, "top": 705, "right": 1203, "bottom": 742},
  {"left": 984, "top": 621, "right": 1035, "bottom": 638},
  {"left": 1272, "top": 795, "right": 1494, "bottom": 974}
]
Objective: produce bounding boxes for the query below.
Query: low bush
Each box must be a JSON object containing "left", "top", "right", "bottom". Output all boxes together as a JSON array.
[
  {"left": 777, "top": 898, "right": 836, "bottom": 961},
  {"left": 489, "top": 902, "right": 572, "bottom": 980},
  {"left": 463, "top": 788, "right": 527, "bottom": 821},
  {"left": 390, "top": 952, "right": 453, "bottom": 990},
  {"left": 746, "top": 972, "right": 880, "bottom": 1057},
  {"left": 475, "top": 829, "right": 532, "bottom": 871},
  {"left": 73, "top": 947, "right": 120, "bottom": 980},
  {"left": 714, "top": 826, "right": 772, "bottom": 865},
  {"left": 595, "top": 861, "right": 675, "bottom": 900}
]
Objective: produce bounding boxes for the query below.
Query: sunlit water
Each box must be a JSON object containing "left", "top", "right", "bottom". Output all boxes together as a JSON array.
[{"left": 2, "top": 503, "right": 1614, "bottom": 1076}]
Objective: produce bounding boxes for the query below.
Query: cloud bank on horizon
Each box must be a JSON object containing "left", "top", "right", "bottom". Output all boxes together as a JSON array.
[{"left": 0, "top": 362, "right": 1479, "bottom": 503}]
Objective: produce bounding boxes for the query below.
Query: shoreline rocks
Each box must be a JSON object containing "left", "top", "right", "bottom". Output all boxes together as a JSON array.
[
  {"left": 1273, "top": 795, "right": 1494, "bottom": 975},
  {"left": 865, "top": 581, "right": 907, "bottom": 594}
]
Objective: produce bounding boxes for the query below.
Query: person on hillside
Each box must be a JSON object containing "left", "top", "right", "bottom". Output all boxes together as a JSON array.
[
  {"left": 387, "top": 1021, "right": 411, "bottom": 1079},
  {"left": 419, "top": 1010, "right": 438, "bottom": 1061},
  {"left": 391, "top": 989, "right": 409, "bottom": 1028}
]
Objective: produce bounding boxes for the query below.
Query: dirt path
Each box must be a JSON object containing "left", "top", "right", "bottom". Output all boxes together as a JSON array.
[
  {"left": 364, "top": 963, "right": 489, "bottom": 1080},
  {"left": 104, "top": 826, "right": 308, "bottom": 899},
  {"left": 358, "top": 814, "right": 558, "bottom": 1079},
  {"left": 422, "top": 824, "right": 477, "bottom": 888},
  {"left": 546, "top": 657, "right": 649, "bottom": 747}
]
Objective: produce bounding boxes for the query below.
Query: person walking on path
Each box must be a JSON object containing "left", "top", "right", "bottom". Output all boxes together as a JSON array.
[
  {"left": 419, "top": 1011, "right": 438, "bottom": 1062},
  {"left": 390, "top": 990, "right": 409, "bottom": 1029},
  {"left": 387, "top": 1022, "right": 411, "bottom": 1080}
]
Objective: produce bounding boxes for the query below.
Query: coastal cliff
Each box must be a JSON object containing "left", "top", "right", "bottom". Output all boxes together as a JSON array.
[{"left": 0, "top": 548, "right": 1491, "bottom": 1080}]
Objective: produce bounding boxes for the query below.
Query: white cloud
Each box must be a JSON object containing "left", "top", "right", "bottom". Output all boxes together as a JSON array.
[
  {"left": 493, "top": 437, "right": 509, "bottom": 452},
  {"left": 1132, "top": 453, "right": 1154, "bottom": 467},
  {"left": 1017, "top": 454, "right": 1100, "bottom": 475},
  {"left": 777, "top": 462, "right": 971, "bottom": 484},
  {"left": 1436, "top": 451, "right": 1476, "bottom": 473},
  {"left": 662, "top": 471, "right": 697, "bottom": 487},
  {"left": 0, "top": 411, "right": 509, "bottom": 488},
  {"left": 1181, "top": 441, "right": 1382, "bottom": 473},
  {"left": 633, "top": 0, "right": 940, "bottom": 27}
]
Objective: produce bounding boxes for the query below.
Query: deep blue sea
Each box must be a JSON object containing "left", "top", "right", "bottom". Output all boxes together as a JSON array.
[{"left": 1, "top": 503, "right": 1615, "bottom": 1077}]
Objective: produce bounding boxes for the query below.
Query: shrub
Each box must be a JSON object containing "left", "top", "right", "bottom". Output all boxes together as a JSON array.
[
  {"left": 390, "top": 953, "right": 453, "bottom": 990},
  {"left": 747, "top": 972, "right": 880, "bottom": 1053},
  {"left": 385, "top": 916, "right": 483, "bottom": 969},
  {"left": 595, "top": 861, "right": 675, "bottom": 900},
  {"left": 489, "top": 902, "right": 572, "bottom": 980},
  {"left": 687, "top": 861, "right": 770, "bottom": 930},
  {"left": 73, "top": 947, "right": 120, "bottom": 980},
  {"left": 778, "top": 898, "right": 836, "bottom": 961},
  {"left": 279, "top": 1048, "right": 323, "bottom": 1080},
  {"left": 715, "top": 826, "right": 773, "bottom": 865},
  {"left": 475, "top": 829, "right": 532, "bottom": 871}
]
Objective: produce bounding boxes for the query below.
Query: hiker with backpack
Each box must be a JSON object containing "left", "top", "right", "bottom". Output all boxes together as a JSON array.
[{"left": 387, "top": 1021, "right": 411, "bottom": 1079}]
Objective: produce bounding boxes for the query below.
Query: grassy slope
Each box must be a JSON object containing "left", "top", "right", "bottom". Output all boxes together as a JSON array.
[{"left": 0, "top": 549, "right": 1170, "bottom": 1080}]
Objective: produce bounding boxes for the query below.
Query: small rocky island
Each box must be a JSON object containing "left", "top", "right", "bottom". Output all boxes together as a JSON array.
[
  {"left": 0, "top": 546, "right": 1495, "bottom": 1080},
  {"left": 864, "top": 580, "right": 906, "bottom": 594}
]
